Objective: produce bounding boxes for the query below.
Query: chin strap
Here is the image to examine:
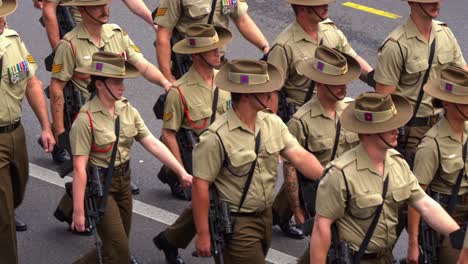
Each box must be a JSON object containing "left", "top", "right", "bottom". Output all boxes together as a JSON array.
[
  {"left": 199, "top": 53, "right": 217, "bottom": 68},
  {"left": 311, "top": 6, "right": 326, "bottom": 22},
  {"left": 377, "top": 133, "right": 395, "bottom": 149},
  {"left": 254, "top": 95, "right": 269, "bottom": 110},
  {"left": 418, "top": 3, "right": 437, "bottom": 19},
  {"left": 103, "top": 80, "right": 119, "bottom": 101},
  {"left": 455, "top": 104, "right": 468, "bottom": 120},
  {"left": 84, "top": 7, "right": 107, "bottom": 25},
  {"left": 325, "top": 85, "right": 342, "bottom": 101}
]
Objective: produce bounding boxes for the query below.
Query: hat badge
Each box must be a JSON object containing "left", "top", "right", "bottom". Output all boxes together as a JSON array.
[
  {"left": 95, "top": 63, "right": 103, "bottom": 71},
  {"left": 445, "top": 83, "right": 453, "bottom": 92},
  {"left": 364, "top": 113, "right": 373, "bottom": 122},
  {"left": 317, "top": 61, "right": 325, "bottom": 72},
  {"left": 240, "top": 75, "right": 249, "bottom": 84}
]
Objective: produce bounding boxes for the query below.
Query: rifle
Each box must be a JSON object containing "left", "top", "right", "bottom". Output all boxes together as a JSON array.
[
  {"left": 84, "top": 165, "right": 104, "bottom": 264},
  {"left": 175, "top": 128, "right": 199, "bottom": 200},
  {"left": 327, "top": 224, "right": 354, "bottom": 264},
  {"left": 297, "top": 174, "right": 319, "bottom": 236},
  {"left": 277, "top": 89, "right": 296, "bottom": 123}
]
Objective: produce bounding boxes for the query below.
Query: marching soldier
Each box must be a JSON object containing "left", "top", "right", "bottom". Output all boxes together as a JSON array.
[
  {"left": 153, "top": 0, "right": 270, "bottom": 83},
  {"left": 153, "top": 23, "right": 233, "bottom": 264},
  {"left": 267, "top": 0, "right": 373, "bottom": 122},
  {"left": 374, "top": 0, "right": 467, "bottom": 162},
  {"left": 279, "top": 46, "right": 361, "bottom": 261},
  {"left": 407, "top": 66, "right": 468, "bottom": 263},
  {"left": 70, "top": 51, "right": 191, "bottom": 264},
  {"left": 192, "top": 59, "right": 324, "bottom": 263},
  {"left": 0, "top": 0, "right": 55, "bottom": 263},
  {"left": 50, "top": 0, "right": 171, "bottom": 234},
  {"left": 310, "top": 92, "right": 461, "bottom": 263}
]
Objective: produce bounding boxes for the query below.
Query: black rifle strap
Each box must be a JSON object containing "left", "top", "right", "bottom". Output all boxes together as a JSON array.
[
  {"left": 237, "top": 132, "right": 261, "bottom": 212},
  {"left": 207, "top": 0, "right": 217, "bottom": 24},
  {"left": 354, "top": 175, "right": 390, "bottom": 263},
  {"left": 330, "top": 120, "right": 342, "bottom": 161},
  {"left": 0, "top": 56, "right": 3, "bottom": 80},
  {"left": 98, "top": 116, "right": 121, "bottom": 214},
  {"left": 210, "top": 87, "right": 219, "bottom": 124},
  {"left": 408, "top": 39, "right": 436, "bottom": 125},
  {"left": 447, "top": 140, "right": 468, "bottom": 214},
  {"left": 303, "top": 39, "right": 323, "bottom": 103}
]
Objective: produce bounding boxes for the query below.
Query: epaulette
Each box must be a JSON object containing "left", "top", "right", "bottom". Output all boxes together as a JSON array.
[
  {"left": 388, "top": 148, "right": 404, "bottom": 158},
  {"left": 208, "top": 114, "right": 228, "bottom": 133},
  {"left": 320, "top": 18, "right": 335, "bottom": 25},
  {"left": 273, "top": 23, "right": 296, "bottom": 46},
  {"left": 172, "top": 77, "right": 189, "bottom": 91},
  {"left": 423, "top": 125, "right": 438, "bottom": 139},
  {"left": 378, "top": 26, "right": 405, "bottom": 52},
  {"left": 79, "top": 103, "right": 91, "bottom": 113},
  {"left": 331, "top": 150, "right": 356, "bottom": 170},
  {"left": 292, "top": 100, "right": 313, "bottom": 120},
  {"left": 108, "top": 23, "right": 123, "bottom": 32},
  {"left": 343, "top": 97, "right": 354, "bottom": 104},
  {"left": 3, "top": 28, "right": 18, "bottom": 38},
  {"left": 434, "top": 20, "right": 448, "bottom": 27}
]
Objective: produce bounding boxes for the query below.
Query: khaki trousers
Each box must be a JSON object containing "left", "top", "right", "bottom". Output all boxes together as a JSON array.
[
  {"left": 74, "top": 169, "right": 133, "bottom": 264},
  {"left": 164, "top": 207, "right": 196, "bottom": 249},
  {"left": 0, "top": 124, "right": 28, "bottom": 264},
  {"left": 272, "top": 184, "right": 292, "bottom": 225}
]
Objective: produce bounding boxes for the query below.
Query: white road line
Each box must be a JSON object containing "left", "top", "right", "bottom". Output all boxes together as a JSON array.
[{"left": 29, "top": 163, "right": 298, "bottom": 264}]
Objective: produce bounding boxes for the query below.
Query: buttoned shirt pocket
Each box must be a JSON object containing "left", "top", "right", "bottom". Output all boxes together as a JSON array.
[
  {"left": 392, "top": 186, "right": 411, "bottom": 204},
  {"left": 401, "top": 59, "right": 427, "bottom": 86},
  {"left": 437, "top": 50, "right": 454, "bottom": 66},
  {"left": 225, "top": 149, "right": 257, "bottom": 177},
  {"left": 265, "top": 136, "right": 283, "bottom": 155},
  {"left": 187, "top": 103, "right": 211, "bottom": 122},
  {"left": 120, "top": 124, "right": 137, "bottom": 147},
  {"left": 440, "top": 155, "right": 464, "bottom": 175},
  {"left": 182, "top": 0, "right": 211, "bottom": 19},
  {"left": 349, "top": 193, "right": 383, "bottom": 220},
  {"left": 309, "top": 137, "right": 333, "bottom": 164},
  {"left": 93, "top": 128, "right": 115, "bottom": 150}
]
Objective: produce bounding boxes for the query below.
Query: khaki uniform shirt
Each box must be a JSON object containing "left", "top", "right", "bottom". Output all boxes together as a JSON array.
[
  {"left": 193, "top": 109, "right": 300, "bottom": 213},
  {"left": 287, "top": 96, "right": 358, "bottom": 165},
  {"left": 70, "top": 97, "right": 151, "bottom": 168},
  {"left": 267, "top": 20, "right": 358, "bottom": 106},
  {"left": 316, "top": 144, "right": 426, "bottom": 252},
  {"left": 47, "top": 0, "right": 82, "bottom": 24},
  {"left": 0, "top": 29, "right": 37, "bottom": 126},
  {"left": 375, "top": 18, "right": 466, "bottom": 118},
  {"left": 163, "top": 67, "right": 231, "bottom": 135},
  {"left": 153, "top": 0, "right": 248, "bottom": 34},
  {"left": 413, "top": 116, "right": 468, "bottom": 195},
  {"left": 51, "top": 23, "right": 144, "bottom": 98}
]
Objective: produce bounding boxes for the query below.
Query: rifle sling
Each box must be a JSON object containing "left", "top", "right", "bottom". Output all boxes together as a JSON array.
[
  {"left": 302, "top": 39, "right": 323, "bottom": 103},
  {"left": 353, "top": 175, "right": 389, "bottom": 263},
  {"left": 207, "top": 0, "right": 217, "bottom": 25},
  {"left": 330, "top": 120, "right": 342, "bottom": 161},
  {"left": 210, "top": 87, "right": 219, "bottom": 124},
  {"left": 447, "top": 140, "right": 468, "bottom": 214},
  {"left": 407, "top": 39, "right": 436, "bottom": 126},
  {"left": 237, "top": 132, "right": 261, "bottom": 212},
  {"left": 98, "top": 116, "right": 121, "bottom": 214}
]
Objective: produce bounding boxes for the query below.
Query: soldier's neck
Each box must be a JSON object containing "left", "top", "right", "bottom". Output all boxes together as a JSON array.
[
  {"left": 193, "top": 63, "right": 215, "bottom": 88},
  {"left": 98, "top": 95, "right": 116, "bottom": 117},
  {"left": 296, "top": 18, "right": 319, "bottom": 41},
  {"left": 446, "top": 114, "right": 465, "bottom": 141},
  {"left": 317, "top": 91, "right": 338, "bottom": 119},
  {"left": 410, "top": 13, "right": 433, "bottom": 42},
  {"left": 233, "top": 104, "right": 257, "bottom": 132},
  {"left": 83, "top": 20, "right": 103, "bottom": 46},
  {"left": 361, "top": 139, "right": 387, "bottom": 175}
]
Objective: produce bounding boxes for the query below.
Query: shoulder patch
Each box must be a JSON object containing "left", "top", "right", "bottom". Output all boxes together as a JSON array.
[
  {"left": 52, "top": 64, "right": 63, "bottom": 74},
  {"left": 156, "top": 7, "right": 168, "bottom": 17},
  {"left": 26, "top": 55, "right": 36, "bottom": 64},
  {"left": 163, "top": 112, "right": 173, "bottom": 121},
  {"left": 130, "top": 45, "right": 141, "bottom": 53}
]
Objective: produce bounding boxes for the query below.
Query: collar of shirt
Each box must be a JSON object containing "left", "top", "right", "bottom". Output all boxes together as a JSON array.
[
  {"left": 0, "top": 33, "right": 12, "bottom": 57},
  {"left": 309, "top": 95, "right": 347, "bottom": 120},
  {"left": 404, "top": 17, "right": 440, "bottom": 44},
  {"left": 226, "top": 108, "right": 267, "bottom": 136},
  {"left": 76, "top": 23, "right": 115, "bottom": 46},
  {"left": 185, "top": 67, "right": 215, "bottom": 91},
  {"left": 292, "top": 20, "right": 325, "bottom": 44},
  {"left": 88, "top": 96, "right": 127, "bottom": 118},
  {"left": 437, "top": 115, "right": 468, "bottom": 143},
  {"left": 354, "top": 143, "right": 397, "bottom": 178}
]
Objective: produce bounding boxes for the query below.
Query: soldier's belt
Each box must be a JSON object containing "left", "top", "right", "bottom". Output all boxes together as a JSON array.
[
  {"left": 432, "top": 191, "right": 468, "bottom": 206},
  {"left": 99, "top": 160, "right": 130, "bottom": 177},
  {"left": 407, "top": 115, "right": 439, "bottom": 127},
  {"left": 355, "top": 248, "right": 392, "bottom": 260},
  {"left": 0, "top": 120, "right": 20, "bottom": 134},
  {"left": 231, "top": 207, "right": 269, "bottom": 217}
]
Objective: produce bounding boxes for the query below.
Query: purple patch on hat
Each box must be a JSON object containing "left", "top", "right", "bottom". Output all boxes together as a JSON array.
[
  {"left": 317, "top": 61, "right": 325, "bottom": 72},
  {"left": 189, "top": 39, "right": 196, "bottom": 46},
  {"left": 96, "top": 63, "right": 103, "bottom": 71},
  {"left": 240, "top": 75, "right": 249, "bottom": 84},
  {"left": 445, "top": 83, "right": 453, "bottom": 92},
  {"left": 364, "top": 113, "right": 373, "bottom": 122}
]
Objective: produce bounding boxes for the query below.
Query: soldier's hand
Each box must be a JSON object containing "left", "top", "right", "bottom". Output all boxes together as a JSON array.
[
  {"left": 32, "top": 0, "right": 43, "bottom": 9},
  {"left": 195, "top": 233, "right": 211, "bottom": 257},
  {"left": 179, "top": 172, "right": 193, "bottom": 189},
  {"left": 41, "top": 128, "right": 56, "bottom": 153},
  {"left": 293, "top": 208, "right": 306, "bottom": 226},
  {"left": 71, "top": 212, "right": 86, "bottom": 233},
  {"left": 407, "top": 241, "right": 420, "bottom": 264}
]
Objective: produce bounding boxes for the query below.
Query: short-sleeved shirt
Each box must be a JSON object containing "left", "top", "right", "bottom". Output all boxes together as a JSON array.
[
  {"left": 163, "top": 67, "right": 231, "bottom": 135},
  {"left": 51, "top": 23, "right": 144, "bottom": 98},
  {"left": 267, "top": 20, "right": 357, "bottom": 106},
  {"left": 46, "top": 0, "right": 82, "bottom": 24},
  {"left": 70, "top": 96, "right": 151, "bottom": 168},
  {"left": 316, "top": 144, "right": 426, "bottom": 253},
  {"left": 287, "top": 96, "right": 358, "bottom": 166},
  {"left": 413, "top": 116, "right": 468, "bottom": 195},
  {"left": 374, "top": 18, "right": 466, "bottom": 118},
  {"left": 154, "top": 0, "right": 248, "bottom": 34},
  {"left": 193, "top": 109, "right": 300, "bottom": 213},
  {"left": 0, "top": 29, "right": 37, "bottom": 126}
]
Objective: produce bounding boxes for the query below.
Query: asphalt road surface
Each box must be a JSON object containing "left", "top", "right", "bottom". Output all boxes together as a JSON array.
[{"left": 9, "top": 0, "right": 468, "bottom": 263}]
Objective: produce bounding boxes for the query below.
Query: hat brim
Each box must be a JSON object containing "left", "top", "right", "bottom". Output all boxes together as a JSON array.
[
  {"left": 403, "top": 0, "right": 439, "bottom": 3},
  {"left": 424, "top": 79, "right": 468, "bottom": 105},
  {"left": 0, "top": 0, "right": 17, "bottom": 16},
  {"left": 341, "top": 94, "right": 413, "bottom": 134},
  {"left": 215, "top": 62, "right": 284, "bottom": 93},
  {"left": 172, "top": 26, "right": 232, "bottom": 54},
  {"left": 75, "top": 61, "right": 140, "bottom": 79},
  {"left": 285, "top": 0, "right": 335, "bottom": 6},
  {"left": 296, "top": 52, "right": 361, "bottom": 85},
  {"left": 61, "top": 0, "right": 111, "bottom": 6}
]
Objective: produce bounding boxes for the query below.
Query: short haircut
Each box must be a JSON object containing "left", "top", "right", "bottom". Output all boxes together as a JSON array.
[{"left": 231, "top": 92, "right": 242, "bottom": 103}]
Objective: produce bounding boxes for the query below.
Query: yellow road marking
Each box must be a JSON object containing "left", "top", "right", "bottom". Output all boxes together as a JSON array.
[{"left": 342, "top": 2, "right": 402, "bottom": 19}]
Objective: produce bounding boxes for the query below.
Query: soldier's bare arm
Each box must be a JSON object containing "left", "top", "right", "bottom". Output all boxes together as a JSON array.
[
  {"left": 376, "top": 83, "right": 397, "bottom": 94},
  {"left": 233, "top": 14, "right": 269, "bottom": 54},
  {"left": 411, "top": 195, "right": 459, "bottom": 236},
  {"left": 71, "top": 154, "right": 89, "bottom": 232},
  {"left": 121, "top": 0, "right": 154, "bottom": 28},
  {"left": 50, "top": 78, "right": 67, "bottom": 138},
  {"left": 310, "top": 214, "right": 334, "bottom": 263},
  {"left": 407, "top": 184, "right": 428, "bottom": 263},
  {"left": 192, "top": 177, "right": 212, "bottom": 257},
  {"left": 42, "top": 1, "right": 61, "bottom": 49},
  {"left": 161, "top": 128, "right": 192, "bottom": 188},
  {"left": 282, "top": 146, "right": 323, "bottom": 180},
  {"left": 132, "top": 58, "right": 172, "bottom": 92},
  {"left": 283, "top": 162, "right": 305, "bottom": 225},
  {"left": 355, "top": 55, "right": 373, "bottom": 81},
  {"left": 156, "top": 26, "right": 176, "bottom": 83}
]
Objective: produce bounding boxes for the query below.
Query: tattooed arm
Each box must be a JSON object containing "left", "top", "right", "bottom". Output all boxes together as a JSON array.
[
  {"left": 284, "top": 162, "right": 306, "bottom": 225},
  {"left": 50, "top": 78, "right": 66, "bottom": 140}
]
